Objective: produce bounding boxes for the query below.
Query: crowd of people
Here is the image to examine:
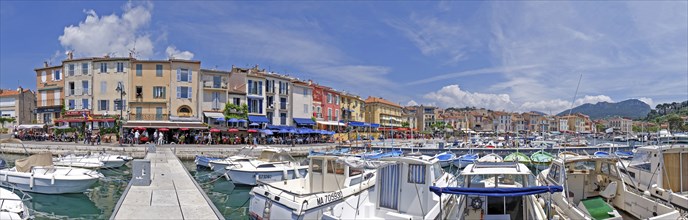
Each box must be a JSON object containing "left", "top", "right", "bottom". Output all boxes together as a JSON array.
[{"left": 120, "top": 129, "right": 334, "bottom": 146}]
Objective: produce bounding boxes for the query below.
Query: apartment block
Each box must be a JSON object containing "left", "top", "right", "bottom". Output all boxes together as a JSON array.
[{"left": 34, "top": 62, "right": 64, "bottom": 124}]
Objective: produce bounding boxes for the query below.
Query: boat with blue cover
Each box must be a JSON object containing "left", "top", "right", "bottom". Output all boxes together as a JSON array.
[
  {"left": 593, "top": 151, "right": 611, "bottom": 157},
  {"left": 194, "top": 155, "right": 222, "bottom": 168},
  {"left": 433, "top": 151, "right": 457, "bottom": 167},
  {"left": 452, "top": 153, "right": 479, "bottom": 168},
  {"left": 360, "top": 150, "right": 403, "bottom": 160}
]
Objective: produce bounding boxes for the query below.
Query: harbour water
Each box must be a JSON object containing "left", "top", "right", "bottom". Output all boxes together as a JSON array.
[{"left": 0, "top": 153, "right": 130, "bottom": 220}]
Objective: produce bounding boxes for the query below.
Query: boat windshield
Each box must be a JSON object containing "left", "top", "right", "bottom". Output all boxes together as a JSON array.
[
  {"left": 466, "top": 174, "right": 528, "bottom": 188},
  {"left": 566, "top": 161, "right": 596, "bottom": 172},
  {"left": 629, "top": 150, "right": 651, "bottom": 172}
]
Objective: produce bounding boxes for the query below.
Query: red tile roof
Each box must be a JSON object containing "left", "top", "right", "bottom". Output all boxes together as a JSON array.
[{"left": 0, "top": 89, "right": 30, "bottom": 97}]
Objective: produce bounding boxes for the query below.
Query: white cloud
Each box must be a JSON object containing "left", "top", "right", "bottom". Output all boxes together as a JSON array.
[
  {"left": 165, "top": 46, "right": 194, "bottom": 60},
  {"left": 422, "top": 84, "right": 620, "bottom": 113},
  {"left": 423, "top": 85, "right": 514, "bottom": 110},
  {"left": 637, "top": 97, "right": 654, "bottom": 107},
  {"left": 573, "top": 95, "right": 613, "bottom": 106},
  {"left": 407, "top": 100, "right": 419, "bottom": 106},
  {"left": 58, "top": 2, "right": 154, "bottom": 58}
]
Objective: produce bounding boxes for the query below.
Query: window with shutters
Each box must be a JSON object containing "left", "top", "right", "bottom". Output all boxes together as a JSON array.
[
  {"left": 153, "top": 87, "right": 166, "bottom": 99},
  {"left": 68, "top": 100, "right": 75, "bottom": 110},
  {"left": 82, "top": 99, "right": 89, "bottom": 109},
  {"left": 136, "top": 86, "right": 143, "bottom": 98},
  {"left": 233, "top": 98, "right": 241, "bottom": 105},
  {"left": 82, "top": 63, "right": 88, "bottom": 74},
  {"left": 68, "top": 64, "right": 75, "bottom": 75},
  {"left": 81, "top": 81, "right": 89, "bottom": 95},
  {"left": 178, "top": 68, "right": 191, "bottom": 82},
  {"left": 156, "top": 65, "right": 163, "bottom": 77},
  {"left": 41, "top": 71, "right": 46, "bottom": 83},
  {"left": 40, "top": 91, "right": 47, "bottom": 106},
  {"left": 99, "top": 100, "right": 109, "bottom": 111},
  {"left": 117, "top": 62, "right": 124, "bottom": 72},
  {"left": 114, "top": 99, "right": 126, "bottom": 111},
  {"left": 53, "top": 91, "right": 60, "bottom": 106},
  {"left": 303, "top": 104, "right": 308, "bottom": 114},
  {"left": 328, "top": 108, "right": 332, "bottom": 121},
  {"left": 69, "top": 82, "right": 75, "bottom": 95},
  {"left": 54, "top": 70, "right": 61, "bottom": 80},
  {"left": 100, "top": 63, "right": 107, "bottom": 73},
  {"left": 177, "top": 86, "right": 192, "bottom": 99},
  {"left": 136, "top": 64, "right": 142, "bottom": 76}
]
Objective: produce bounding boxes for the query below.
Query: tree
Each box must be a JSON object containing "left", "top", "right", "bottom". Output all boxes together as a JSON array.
[
  {"left": 667, "top": 115, "right": 684, "bottom": 131},
  {"left": 0, "top": 117, "right": 16, "bottom": 129},
  {"left": 596, "top": 124, "right": 605, "bottom": 133},
  {"left": 223, "top": 103, "right": 248, "bottom": 119},
  {"left": 401, "top": 122, "right": 410, "bottom": 128}
]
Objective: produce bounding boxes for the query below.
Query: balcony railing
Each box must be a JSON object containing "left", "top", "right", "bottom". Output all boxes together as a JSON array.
[
  {"left": 38, "top": 98, "right": 65, "bottom": 107},
  {"left": 203, "top": 81, "right": 227, "bottom": 89},
  {"left": 129, "top": 113, "right": 169, "bottom": 121}
]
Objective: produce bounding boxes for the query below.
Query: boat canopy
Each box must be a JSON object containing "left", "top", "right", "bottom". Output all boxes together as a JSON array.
[
  {"left": 429, "top": 185, "right": 563, "bottom": 197},
  {"left": 15, "top": 153, "right": 53, "bottom": 172}
]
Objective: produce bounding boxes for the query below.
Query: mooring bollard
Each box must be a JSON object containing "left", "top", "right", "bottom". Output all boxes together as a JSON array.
[{"left": 131, "top": 159, "right": 151, "bottom": 186}]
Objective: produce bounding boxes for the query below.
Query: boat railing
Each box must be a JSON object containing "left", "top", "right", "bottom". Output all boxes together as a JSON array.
[{"left": 0, "top": 180, "right": 34, "bottom": 217}]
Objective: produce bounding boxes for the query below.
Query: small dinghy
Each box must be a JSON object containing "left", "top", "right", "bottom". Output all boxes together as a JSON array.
[
  {"left": 477, "top": 153, "right": 503, "bottom": 163},
  {"left": 530, "top": 150, "right": 554, "bottom": 163},
  {"left": 504, "top": 152, "right": 531, "bottom": 163},
  {"left": 452, "top": 153, "right": 479, "bottom": 168},
  {"left": 0, "top": 187, "right": 31, "bottom": 219},
  {"left": 433, "top": 151, "right": 457, "bottom": 167}
]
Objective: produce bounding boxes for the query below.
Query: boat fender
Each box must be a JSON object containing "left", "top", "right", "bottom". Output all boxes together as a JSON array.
[
  {"left": 538, "top": 198, "right": 545, "bottom": 208},
  {"left": 29, "top": 174, "right": 34, "bottom": 189},
  {"left": 51, "top": 174, "right": 55, "bottom": 185}
]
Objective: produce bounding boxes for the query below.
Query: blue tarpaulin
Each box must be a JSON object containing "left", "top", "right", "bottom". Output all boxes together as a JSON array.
[
  {"left": 248, "top": 115, "right": 270, "bottom": 123},
  {"left": 429, "top": 185, "right": 563, "bottom": 197},
  {"left": 293, "top": 118, "right": 316, "bottom": 125}
]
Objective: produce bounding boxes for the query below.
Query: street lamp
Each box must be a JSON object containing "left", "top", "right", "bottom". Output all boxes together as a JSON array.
[{"left": 116, "top": 82, "right": 126, "bottom": 146}]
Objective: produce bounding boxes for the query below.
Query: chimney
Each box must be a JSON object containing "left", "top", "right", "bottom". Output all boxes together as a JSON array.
[
  {"left": 129, "top": 52, "right": 133, "bottom": 58},
  {"left": 43, "top": 61, "right": 48, "bottom": 68},
  {"left": 67, "top": 51, "right": 73, "bottom": 60},
  {"left": 307, "top": 79, "right": 313, "bottom": 85},
  {"left": 104, "top": 54, "right": 110, "bottom": 58}
]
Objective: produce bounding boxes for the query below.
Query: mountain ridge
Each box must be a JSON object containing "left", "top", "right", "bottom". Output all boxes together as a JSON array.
[{"left": 557, "top": 99, "right": 650, "bottom": 119}]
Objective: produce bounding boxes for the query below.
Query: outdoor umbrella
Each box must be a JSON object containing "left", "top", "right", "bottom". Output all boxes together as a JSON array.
[
  {"left": 180, "top": 128, "right": 189, "bottom": 131},
  {"left": 248, "top": 129, "right": 258, "bottom": 133},
  {"left": 278, "top": 129, "right": 290, "bottom": 133},
  {"left": 215, "top": 117, "right": 226, "bottom": 122},
  {"left": 210, "top": 128, "right": 221, "bottom": 133},
  {"left": 249, "top": 123, "right": 259, "bottom": 126},
  {"left": 320, "top": 130, "right": 329, "bottom": 135},
  {"left": 237, "top": 119, "right": 247, "bottom": 123},
  {"left": 227, "top": 118, "right": 239, "bottom": 123},
  {"left": 228, "top": 128, "right": 239, "bottom": 132},
  {"left": 135, "top": 127, "right": 146, "bottom": 131},
  {"left": 261, "top": 129, "right": 274, "bottom": 135},
  {"left": 158, "top": 128, "right": 169, "bottom": 132}
]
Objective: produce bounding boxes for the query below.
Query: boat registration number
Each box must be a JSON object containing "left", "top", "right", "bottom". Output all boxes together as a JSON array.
[
  {"left": 258, "top": 175, "right": 272, "bottom": 179},
  {"left": 316, "top": 191, "right": 343, "bottom": 205}
]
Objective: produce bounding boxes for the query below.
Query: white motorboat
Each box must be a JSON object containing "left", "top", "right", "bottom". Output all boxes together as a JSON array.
[
  {"left": 53, "top": 153, "right": 132, "bottom": 169},
  {"left": 538, "top": 155, "right": 680, "bottom": 220},
  {"left": 208, "top": 146, "right": 262, "bottom": 173},
  {"left": 225, "top": 148, "right": 307, "bottom": 186},
  {"left": 477, "top": 153, "right": 503, "bottom": 162},
  {"left": 248, "top": 155, "right": 376, "bottom": 219},
  {"left": 436, "top": 162, "right": 558, "bottom": 220},
  {"left": 53, "top": 154, "right": 104, "bottom": 169},
  {"left": 322, "top": 155, "right": 458, "bottom": 219},
  {"left": 0, "top": 187, "right": 31, "bottom": 219},
  {"left": 0, "top": 153, "right": 103, "bottom": 194},
  {"left": 617, "top": 144, "right": 688, "bottom": 211}
]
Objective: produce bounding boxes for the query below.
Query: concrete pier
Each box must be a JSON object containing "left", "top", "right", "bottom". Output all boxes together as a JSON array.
[{"left": 111, "top": 147, "right": 224, "bottom": 220}]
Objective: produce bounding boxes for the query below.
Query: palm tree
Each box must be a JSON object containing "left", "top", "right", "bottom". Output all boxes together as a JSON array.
[{"left": 0, "top": 117, "right": 16, "bottom": 129}]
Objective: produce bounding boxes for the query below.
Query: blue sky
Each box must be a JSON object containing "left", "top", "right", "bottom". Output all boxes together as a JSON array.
[{"left": 1, "top": 1, "right": 686, "bottom": 114}]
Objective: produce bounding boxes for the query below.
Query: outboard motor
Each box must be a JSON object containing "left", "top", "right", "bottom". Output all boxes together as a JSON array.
[{"left": 0, "top": 158, "right": 7, "bottom": 169}]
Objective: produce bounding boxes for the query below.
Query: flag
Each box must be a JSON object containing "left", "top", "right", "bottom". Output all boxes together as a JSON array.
[{"left": 87, "top": 114, "right": 93, "bottom": 121}]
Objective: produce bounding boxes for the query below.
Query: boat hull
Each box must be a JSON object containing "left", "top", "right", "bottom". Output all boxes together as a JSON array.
[
  {"left": 227, "top": 168, "right": 307, "bottom": 186},
  {"left": 0, "top": 173, "right": 99, "bottom": 194}
]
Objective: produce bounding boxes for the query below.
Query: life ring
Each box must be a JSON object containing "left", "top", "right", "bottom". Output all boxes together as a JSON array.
[{"left": 471, "top": 197, "right": 483, "bottom": 210}]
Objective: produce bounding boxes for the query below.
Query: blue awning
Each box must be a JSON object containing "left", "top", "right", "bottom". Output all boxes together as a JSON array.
[
  {"left": 429, "top": 185, "right": 563, "bottom": 197},
  {"left": 260, "top": 129, "right": 274, "bottom": 135},
  {"left": 248, "top": 115, "right": 270, "bottom": 123},
  {"left": 348, "top": 121, "right": 366, "bottom": 127},
  {"left": 293, "top": 118, "right": 316, "bottom": 125},
  {"left": 370, "top": 123, "right": 380, "bottom": 128}
]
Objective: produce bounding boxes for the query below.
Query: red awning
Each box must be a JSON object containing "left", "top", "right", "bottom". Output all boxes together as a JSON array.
[
  {"left": 228, "top": 128, "right": 239, "bottom": 132},
  {"left": 248, "top": 129, "right": 258, "bottom": 133},
  {"left": 158, "top": 128, "right": 169, "bottom": 132},
  {"left": 210, "top": 128, "right": 221, "bottom": 133}
]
